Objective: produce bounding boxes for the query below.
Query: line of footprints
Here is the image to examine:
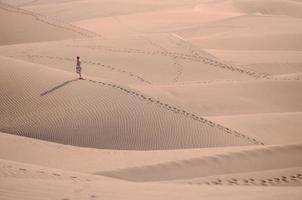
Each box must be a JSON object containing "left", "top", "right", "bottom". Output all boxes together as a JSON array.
[
  {"left": 4, "top": 165, "right": 92, "bottom": 182},
  {"left": 190, "top": 173, "right": 302, "bottom": 186},
  {"left": 27, "top": 55, "right": 151, "bottom": 84},
  {"left": 60, "top": 43, "right": 268, "bottom": 79},
  {"left": 4, "top": 164, "right": 99, "bottom": 199},
  {"left": 8, "top": 53, "right": 264, "bottom": 145},
  {"left": 0, "top": 3, "right": 98, "bottom": 37},
  {"left": 85, "top": 78, "right": 263, "bottom": 145}
]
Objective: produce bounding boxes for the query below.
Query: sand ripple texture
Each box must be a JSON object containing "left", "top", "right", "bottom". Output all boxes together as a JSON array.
[
  {"left": 99, "top": 143, "right": 302, "bottom": 182},
  {"left": 0, "top": 56, "right": 262, "bottom": 150}
]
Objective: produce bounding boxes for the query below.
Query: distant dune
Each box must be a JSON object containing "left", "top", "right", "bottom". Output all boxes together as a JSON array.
[
  {"left": 233, "top": 0, "right": 302, "bottom": 18},
  {"left": 0, "top": 2, "right": 96, "bottom": 45},
  {"left": 134, "top": 80, "right": 302, "bottom": 116},
  {"left": 208, "top": 112, "right": 302, "bottom": 144}
]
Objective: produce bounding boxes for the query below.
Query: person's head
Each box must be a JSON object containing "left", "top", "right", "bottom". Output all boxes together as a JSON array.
[{"left": 77, "top": 56, "right": 80, "bottom": 60}]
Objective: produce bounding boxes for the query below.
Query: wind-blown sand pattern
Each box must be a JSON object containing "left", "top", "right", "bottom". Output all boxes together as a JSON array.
[{"left": 0, "top": 0, "right": 301, "bottom": 199}]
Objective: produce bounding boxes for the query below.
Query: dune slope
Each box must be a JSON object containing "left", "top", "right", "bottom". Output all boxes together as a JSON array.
[
  {"left": 134, "top": 80, "right": 302, "bottom": 117},
  {"left": 100, "top": 143, "right": 302, "bottom": 182},
  {"left": 0, "top": 56, "right": 262, "bottom": 150},
  {"left": 0, "top": 2, "right": 97, "bottom": 45},
  {"left": 0, "top": 35, "right": 263, "bottom": 85}
]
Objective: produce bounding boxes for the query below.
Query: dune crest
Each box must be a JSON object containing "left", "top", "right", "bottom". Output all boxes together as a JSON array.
[{"left": 0, "top": 56, "right": 262, "bottom": 150}]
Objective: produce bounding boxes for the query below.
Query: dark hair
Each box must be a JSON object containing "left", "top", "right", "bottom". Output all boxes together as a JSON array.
[{"left": 77, "top": 56, "right": 80, "bottom": 59}]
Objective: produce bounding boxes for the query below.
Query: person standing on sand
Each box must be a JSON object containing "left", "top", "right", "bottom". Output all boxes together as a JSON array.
[{"left": 76, "top": 56, "right": 83, "bottom": 79}]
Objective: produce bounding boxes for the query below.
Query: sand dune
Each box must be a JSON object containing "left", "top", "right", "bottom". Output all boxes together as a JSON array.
[
  {"left": 1, "top": 134, "right": 301, "bottom": 187},
  {"left": 20, "top": 0, "right": 198, "bottom": 22},
  {"left": 2, "top": 172, "right": 301, "bottom": 200},
  {"left": 208, "top": 112, "right": 302, "bottom": 145},
  {"left": 176, "top": 15, "right": 302, "bottom": 50},
  {"left": 206, "top": 49, "right": 302, "bottom": 64},
  {"left": 233, "top": 0, "right": 302, "bottom": 18},
  {"left": 206, "top": 49, "right": 302, "bottom": 73},
  {"left": 0, "top": 55, "right": 261, "bottom": 149},
  {"left": 134, "top": 80, "right": 302, "bottom": 117},
  {"left": 1, "top": 133, "right": 301, "bottom": 199},
  {"left": 0, "top": 35, "right": 264, "bottom": 84},
  {"left": 0, "top": 132, "right": 260, "bottom": 173},
  {"left": 0, "top": 159, "right": 103, "bottom": 182},
  {"left": 0, "top": 0, "right": 301, "bottom": 199},
  {"left": 177, "top": 167, "right": 302, "bottom": 186},
  {"left": 100, "top": 143, "right": 302, "bottom": 182},
  {"left": 0, "top": 2, "right": 98, "bottom": 45}
]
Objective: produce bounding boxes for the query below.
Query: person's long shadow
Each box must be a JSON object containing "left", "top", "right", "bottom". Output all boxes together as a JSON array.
[{"left": 40, "top": 78, "right": 79, "bottom": 96}]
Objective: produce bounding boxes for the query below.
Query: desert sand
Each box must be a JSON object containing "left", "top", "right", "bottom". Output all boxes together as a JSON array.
[{"left": 0, "top": 0, "right": 302, "bottom": 199}]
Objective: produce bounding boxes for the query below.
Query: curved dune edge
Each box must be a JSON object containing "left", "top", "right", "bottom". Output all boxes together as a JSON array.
[
  {"left": 98, "top": 143, "right": 302, "bottom": 182},
  {"left": 0, "top": 132, "right": 260, "bottom": 173},
  {"left": 0, "top": 2, "right": 99, "bottom": 45},
  {"left": 0, "top": 56, "right": 262, "bottom": 150},
  {"left": 0, "top": 133, "right": 301, "bottom": 188},
  {"left": 1, "top": 158, "right": 301, "bottom": 191}
]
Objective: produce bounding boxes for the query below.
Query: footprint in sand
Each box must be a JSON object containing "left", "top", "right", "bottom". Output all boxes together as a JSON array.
[{"left": 52, "top": 173, "right": 61, "bottom": 176}]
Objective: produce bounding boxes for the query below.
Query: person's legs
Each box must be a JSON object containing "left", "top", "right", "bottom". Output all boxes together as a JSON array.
[
  {"left": 76, "top": 67, "right": 80, "bottom": 79},
  {"left": 79, "top": 68, "right": 82, "bottom": 79}
]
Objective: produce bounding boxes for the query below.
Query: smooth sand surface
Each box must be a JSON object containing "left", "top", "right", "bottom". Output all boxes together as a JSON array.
[
  {"left": 0, "top": 2, "right": 97, "bottom": 45},
  {"left": 0, "top": 0, "right": 301, "bottom": 199},
  {"left": 134, "top": 80, "right": 302, "bottom": 116}
]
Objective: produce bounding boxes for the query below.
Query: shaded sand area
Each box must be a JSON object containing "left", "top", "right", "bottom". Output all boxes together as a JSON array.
[{"left": 0, "top": 0, "right": 302, "bottom": 199}]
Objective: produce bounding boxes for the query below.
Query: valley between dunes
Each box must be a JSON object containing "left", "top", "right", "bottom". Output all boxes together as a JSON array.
[{"left": 0, "top": 0, "right": 302, "bottom": 199}]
